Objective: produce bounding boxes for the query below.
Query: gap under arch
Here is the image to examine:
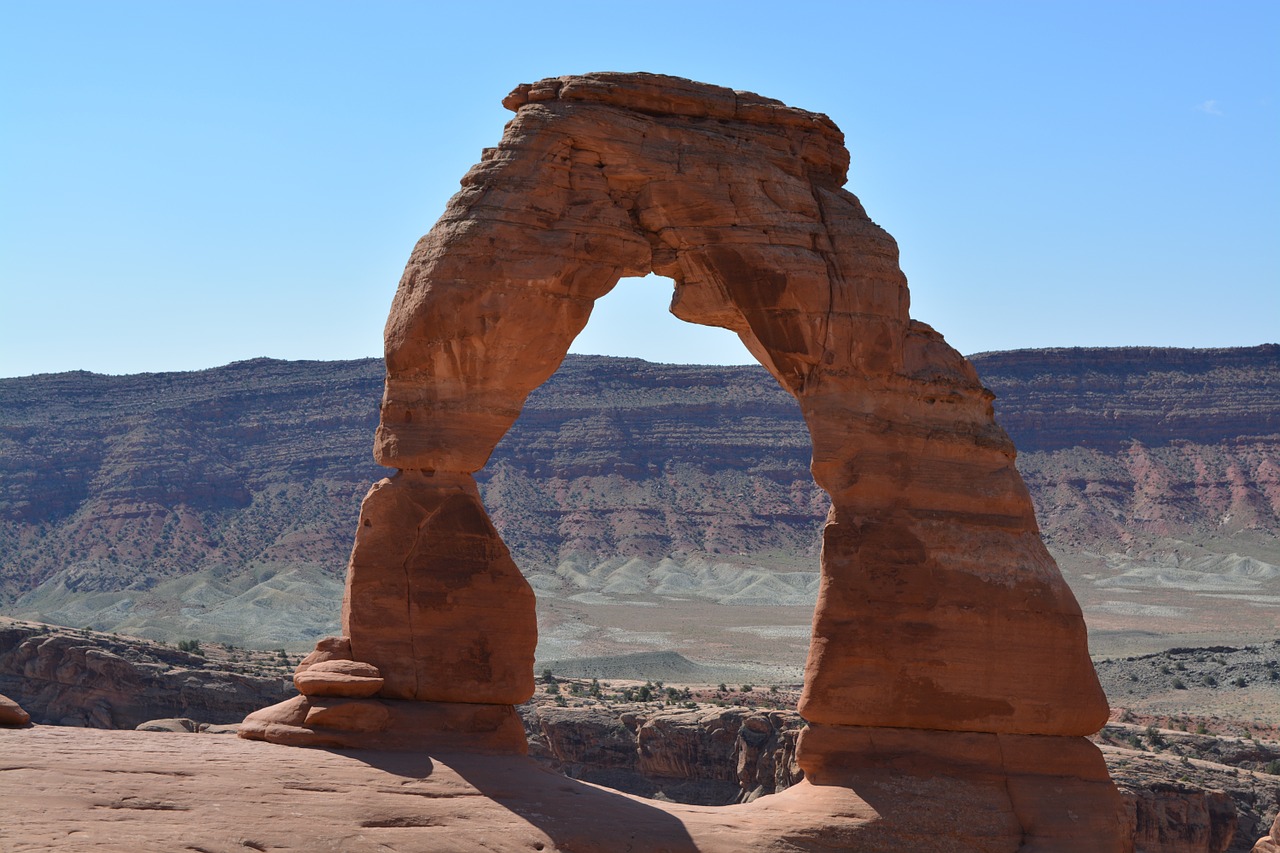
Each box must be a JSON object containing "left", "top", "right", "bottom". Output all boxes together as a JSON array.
[{"left": 568, "top": 274, "right": 757, "bottom": 367}]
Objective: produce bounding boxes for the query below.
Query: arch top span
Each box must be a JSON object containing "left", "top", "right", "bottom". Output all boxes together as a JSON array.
[{"left": 377, "top": 72, "right": 925, "bottom": 475}]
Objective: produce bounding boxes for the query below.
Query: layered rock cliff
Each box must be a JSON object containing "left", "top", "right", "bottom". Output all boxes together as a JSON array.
[
  {"left": 0, "top": 618, "right": 292, "bottom": 728},
  {"left": 2, "top": 346, "right": 1276, "bottom": 649}
]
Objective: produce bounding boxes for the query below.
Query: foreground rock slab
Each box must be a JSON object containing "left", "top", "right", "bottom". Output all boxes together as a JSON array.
[{"left": 1, "top": 726, "right": 1123, "bottom": 852}]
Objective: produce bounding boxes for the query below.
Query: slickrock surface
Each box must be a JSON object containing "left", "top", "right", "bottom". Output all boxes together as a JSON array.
[
  {"left": 0, "top": 725, "right": 1121, "bottom": 853},
  {"left": 300, "top": 70, "right": 1124, "bottom": 846}
]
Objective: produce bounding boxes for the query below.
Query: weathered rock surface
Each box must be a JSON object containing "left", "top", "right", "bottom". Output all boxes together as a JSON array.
[
  {"left": 293, "top": 635, "right": 353, "bottom": 672},
  {"left": 341, "top": 471, "right": 536, "bottom": 703},
  {"left": 0, "top": 619, "right": 291, "bottom": 728},
  {"left": 521, "top": 691, "right": 1280, "bottom": 851},
  {"left": 293, "top": 659, "right": 383, "bottom": 698},
  {"left": 1101, "top": 744, "right": 1280, "bottom": 853},
  {"left": 0, "top": 690, "right": 29, "bottom": 725},
  {"left": 239, "top": 693, "right": 528, "bottom": 753},
  {"left": 0, "top": 725, "right": 1135, "bottom": 852},
  {"left": 301, "top": 69, "right": 1121, "bottom": 845}
]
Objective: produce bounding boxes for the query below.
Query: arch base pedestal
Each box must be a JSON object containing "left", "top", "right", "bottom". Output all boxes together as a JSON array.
[
  {"left": 797, "top": 723, "right": 1129, "bottom": 851},
  {"left": 239, "top": 695, "right": 527, "bottom": 754}
]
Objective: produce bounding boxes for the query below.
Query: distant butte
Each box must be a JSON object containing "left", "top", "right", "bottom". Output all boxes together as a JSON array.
[{"left": 234, "top": 73, "right": 1127, "bottom": 848}]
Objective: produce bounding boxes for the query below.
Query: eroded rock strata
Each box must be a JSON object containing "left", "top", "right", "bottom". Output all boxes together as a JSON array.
[
  {"left": 241, "top": 72, "right": 1126, "bottom": 848},
  {"left": 0, "top": 619, "right": 290, "bottom": 728}
]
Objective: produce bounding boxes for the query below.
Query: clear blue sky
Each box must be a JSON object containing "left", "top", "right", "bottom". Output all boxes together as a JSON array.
[{"left": 2, "top": 1, "right": 1276, "bottom": 377}]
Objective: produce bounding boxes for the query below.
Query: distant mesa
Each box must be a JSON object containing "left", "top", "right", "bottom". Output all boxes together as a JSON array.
[{"left": 237, "top": 72, "right": 1128, "bottom": 848}]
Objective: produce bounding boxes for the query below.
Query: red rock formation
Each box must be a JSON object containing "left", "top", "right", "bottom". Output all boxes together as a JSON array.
[
  {"left": 341, "top": 471, "right": 535, "bottom": 703},
  {"left": 0, "top": 691, "right": 30, "bottom": 726},
  {"left": 244, "top": 72, "right": 1125, "bottom": 848},
  {"left": 0, "top": 725, "right": 1142, "bottom": 853}
]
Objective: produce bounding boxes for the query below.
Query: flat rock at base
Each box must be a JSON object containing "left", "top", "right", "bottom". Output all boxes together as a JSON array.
[
  {"left": 0, "top": 692, "right": 30, "bottom": 726},
  {"left": 294, "top": 659, "right": 384, "bottom": 698},
  {"left": 239, "top": 695, "right": 528, "bottom": 754},
  {"left": 1, "top": 726, "right": 1126, "bottom": 852}
]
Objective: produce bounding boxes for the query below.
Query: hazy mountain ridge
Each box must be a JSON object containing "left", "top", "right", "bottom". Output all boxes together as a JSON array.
[{"left": 1, "top": 346, "right": 1277, "bottom": 649}]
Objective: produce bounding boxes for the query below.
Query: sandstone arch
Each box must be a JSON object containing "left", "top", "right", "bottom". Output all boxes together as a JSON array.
[
  {"left": 243, "top": 73, "right": 1127, "bottom": 849},
  {"left": 368, "top": 72, "right": 1106, "bottom": 733}
]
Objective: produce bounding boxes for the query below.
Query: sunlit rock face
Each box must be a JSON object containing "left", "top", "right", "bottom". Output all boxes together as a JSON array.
[{"left": 250, "top": 72, "right": 1128, "bottom": 849}]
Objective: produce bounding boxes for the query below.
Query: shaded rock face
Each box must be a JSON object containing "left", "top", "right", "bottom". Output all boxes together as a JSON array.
[
  {"left": 1256, "top": 813, "right": 1280, "bottom": 853},
  {"left": 280, "top": 72, "right": 1125, "bottom": 848},
  {"left": 0, "top": 622, "right": 290, "bottom": 728},
  {"left": 524, "top": 704, "right": 802, "bottom": 805},
  {"left": 0, "top": 690, "right": 29, "bottom": 725},
  {"left": 1123, "top": 783, "right": 1238, "bottom": 853}
]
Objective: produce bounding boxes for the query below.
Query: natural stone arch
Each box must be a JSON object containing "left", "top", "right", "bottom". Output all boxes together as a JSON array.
[
  {"left": 243, "top": 73, "right": 1127, "bottom": 848},
  {"left": 367, "top": 72, "right": 1105, "bottom": 734}
]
